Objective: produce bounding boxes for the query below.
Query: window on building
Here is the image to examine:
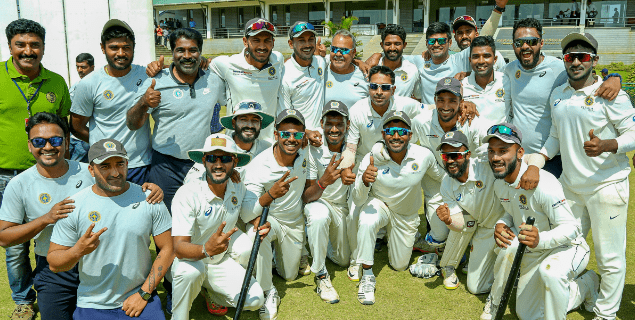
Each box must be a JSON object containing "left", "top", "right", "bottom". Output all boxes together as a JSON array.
[
  {"left": 285, "top": 5, "right": 291, "bottom": 26},
  {"left": 239, "top": 8, "right": 244, "bottom": 28},
  {"left": 309, "top": 3, "right": 326, "bottom": 26},
  {"left": 220, "top": 9, "right": 226, "bottom": 27}
]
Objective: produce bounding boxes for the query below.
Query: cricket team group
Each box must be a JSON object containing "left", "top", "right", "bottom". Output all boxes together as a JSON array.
[{"left": 0, "top": 0, "right": 632, "bottom": 319}]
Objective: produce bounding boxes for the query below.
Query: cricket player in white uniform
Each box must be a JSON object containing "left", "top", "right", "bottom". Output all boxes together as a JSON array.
[
  {"left": 376, "top": 25, "right": 419, "bottom": 98},
  {"left": 521, "top": 33, "right": 635, "bottom": 320},
  {"left": 481, "top": 124, "right": 599, "bottom": 320},
  {"left": 353, "top": 111, "right": 445, "bottom": 305},
  {"left": 170, "top": 134, "right": 271, "bottom": 319},
  {"left": 451, "top": 14, "right": 506, "bottom": 71},
  {"left": 240, "top": 109, "right": 309, "bottom": 319}
]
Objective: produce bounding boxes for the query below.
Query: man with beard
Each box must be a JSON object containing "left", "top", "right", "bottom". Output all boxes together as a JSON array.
[
  {"left": 302, "top": 101, "right": 356, "bottom": 303},
  {"left": 451, "top": 15, "right": 505, "bottom": 71},
  {"left": 504, "top": 18, "right": 621, "bottom": 178},
  {"left": 520, "top": 33, "right": 635, "bottom": 320},
  {"left": 279, "top": 21, "right": 326, "bottom": 131},
  {"left": 70, "top": 19, "right": 152, "bottom": 184},
  {"left": 170, "top": 134, "right": 271, "bottom": 319},
  {"left": 461, "top": 36, "right": 511, "bottom": 125},
  {"left": 482, "top": 124, "right": 598, "bottom": 320},
  {"left": 353, "top": 111, "right": 444, "bottom": 305},
  {"left": 324, "top": 30, "right": 369, "bottom": 109},
  {"left": 209, "top": 18, "right": 283, "bottom": 142},
  {"left": 127, "top": 28, "right": 224, "bottom": 212},
  {"left": 1, "top": 19, "right": 72, "bottom": 320},
  {"left": 376, "top": 25, "right": 419, "bottom": 98},
  {"left": 48, "top": 138, "right": 174, "bottom": 319},
  {"left": 240, "top": 110, "right": 308, "bottom": 319}
]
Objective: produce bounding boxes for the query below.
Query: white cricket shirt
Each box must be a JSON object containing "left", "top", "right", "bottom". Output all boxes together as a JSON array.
[
  {"left": 307, "top": 140, "right": 348, "bottom": 206},
  {"left": 279, "top": 56, "right": 327, "bottom": 130},
  {"left": 378, "top": 57, "right": 420, "bottom": 98},
  {"left": 461, "top": 71, "right": 511, "bottom": 125}
]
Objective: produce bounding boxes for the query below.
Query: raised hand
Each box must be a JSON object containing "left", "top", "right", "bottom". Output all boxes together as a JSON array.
[
  {"left": 143, "top": 79, "right": 161, "bottom": 109},
  {"left": 145, "top": 55, "right": 168, "bottom": 77},
  {"left": 306, "top": 129, "right": 323, "bottom": 147},
  {"left": 75, "top": 223, "right": 107, "bottom": 256},
  {"left": 458, "top": 100, "right": 480, "bottom": 126},
  {"left": 141, "top": 182, "right": 163, "bottom": 204},
  {"left": 268, "top": 171, "right": 298, "bottom": 199},
  {"left": 436, "top": 203, "right": 452, "bottom": 225},
  {"left": 319, "top": 154, "right": 344, "bottom": 187},
  {"left": 362, "top": 156, "right": 378, "bottom": 187},
  {"left": 204, "top": 222, "right": 238, "bottom": 257},
  {"left": 316, "top": 37, "right": 327, "bottom": 57},
  {"left": 42, "top": 198, "right": 74, "bottom": 225}
]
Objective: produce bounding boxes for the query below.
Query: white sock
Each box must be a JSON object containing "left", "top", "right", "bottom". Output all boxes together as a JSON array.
[{"left": 362, "top": 267, "right": 374, "bottom": 277}]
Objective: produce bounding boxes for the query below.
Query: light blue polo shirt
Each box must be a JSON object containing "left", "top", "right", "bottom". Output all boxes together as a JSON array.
[
  {"left": 324, "top": 65, "right": 369, "bottom": 109},
  {"left": 50, "top": 183, "right": 171, "bottom": 309},
  {"left": 136, "top": 65, "right": 225, "bottom": 159},
  {"left": 70, "top": 65, "right": 152, "bottom": 168}
]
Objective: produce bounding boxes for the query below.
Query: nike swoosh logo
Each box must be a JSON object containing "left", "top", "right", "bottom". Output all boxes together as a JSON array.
[
  {"left": 610, "top": 215, "right": 619, "bottom": 219},
  {"left": 539, "top": 71, "right": 546, "bottom": 77}
]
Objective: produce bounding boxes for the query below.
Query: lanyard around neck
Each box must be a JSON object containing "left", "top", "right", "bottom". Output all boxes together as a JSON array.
[{"left": 5, "top": 60, "right": 45, "bottom": 118}]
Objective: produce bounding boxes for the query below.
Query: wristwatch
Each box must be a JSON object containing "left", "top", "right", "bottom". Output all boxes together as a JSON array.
[
  {"left": 494, "top": 5, "right": 506, "bottom": 13},
  {"left": 137, "top": 288, "right": 151, "bottom": 301}
]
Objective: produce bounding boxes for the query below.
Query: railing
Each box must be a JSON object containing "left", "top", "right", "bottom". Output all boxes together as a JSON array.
[
  {"left": 210, "top": 25, "right": 326, "bottom": 39},
  {"left": 500, "top": 17, "right": 635, "bottom": 28},
  {"left": 351, "top": 24, "right": 379, "bottom": 35}
]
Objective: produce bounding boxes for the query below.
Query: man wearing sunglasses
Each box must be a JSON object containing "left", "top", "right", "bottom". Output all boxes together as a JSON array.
[
  {"left": 483, "top": 123, "right": 597, "bottom": 320},
  {"left": 241, "top": 109, "right": 308, "bottom": 319},
  {"left": 352, "top": 110, "right": 444, "bottom": 305},
  {"left": 170, "top": 134, "right": 271, "bottom": 319},
  {"left": 325, "top": 30, "right": 369, "bottom": 109},
  {"left": 520, "top": 33, "right": 634, "bottom": 320}
]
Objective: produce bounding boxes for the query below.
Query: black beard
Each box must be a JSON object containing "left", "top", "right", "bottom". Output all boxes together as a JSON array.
[
  {"left": 516, "top": 50, "right": 541, "bottom": 70},
  {"left": 386, "top": 138, "right": 408, "bottom": 154},
  {"left": 490, "top": 155, "right": 518, "bottom": 180},
  {"left": 246, "top": 46, "right": 271, "bottom": 64},
  {"left": 106, "top": 54, "right": 133, "bottom": 71},
  {"left": 235, "top": 126, "right": 260, "bottom": 143},
  {"left": 384, "top": 50, "right": 402, "bottom": 62},
  {"left": 567, "top": 66, "right": 593, "bottom": 82},
  {"left": 206, "top": 167, "right": 233, "bottom": 184},
  {"left": 445, "top": 159, "right": 469, "bottom": 179}
]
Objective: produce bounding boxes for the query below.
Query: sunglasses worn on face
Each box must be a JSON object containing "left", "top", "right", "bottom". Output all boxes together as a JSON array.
[
  {"left": 279, "top": 131, "right": 305, "bottom": 140},
  {"left": 563, "top": 52, "right": 596, "bottom": 63},
  {"left": 513, "top": 37, "right": 540, "bottom": 47},
  {"left": 427, "top": 38, "right": 448, "bottom": 45},
  {"left": 236, "top": 101, "right": 263, "bottom": 111},
  {"left": 331, "top": 46, "right": 352, "bottom": 55},
  {"left": 369, "top": 83, "right": 393, "bottom": 91},
  {"left": 293, "top": 22, "right": 315, "bottom": 33},
  {"left": 248, "top": 20, "right": 275, "bottom": 32},
  {"left": 205, "top": 155, "right": 235, "bottom": 163},
  {"left": 30, "top": 136, "right": 64, "bottom": 148},
  {"left": 487, "top": 125, "right": 520, "bottom": 139},
  {"left": 441, "top": 151, "right": 469, "bottom": 162},
  {"left": 383, "top": 127, "right": 411, "bottom": 136}
]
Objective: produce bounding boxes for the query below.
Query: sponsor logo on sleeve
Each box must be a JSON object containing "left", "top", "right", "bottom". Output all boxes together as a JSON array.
[{"left": 551, "top": 199, "right": 566, "bottom": 208}]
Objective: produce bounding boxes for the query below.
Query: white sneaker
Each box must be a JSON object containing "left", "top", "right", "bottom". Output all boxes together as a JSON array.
[
  {"left": 357, "top": 274, "right": 376, "bottom": 305},
  {"left": 298, "top": 255, "right": 311, "bottom": 276},
  {"left": 442, "top": 266, "right": 459, "bottom": 290},
  {"left": 409, "top": 253, "right": 439, "bottom": 279},
  {"left": 480, "top": 295, "right": 497, "bottom": 320},
  {"left": 316, "top": 275, "right": 340, "bottom": 304},
  {"left": 580, "top": 270, "right": 600, "bottom": 312},
  {"left": 259, "top": 287, "right": 280, "bottom": 320},
  {"left": 347, "top": 264, "right": 360, "bottom": 282}
]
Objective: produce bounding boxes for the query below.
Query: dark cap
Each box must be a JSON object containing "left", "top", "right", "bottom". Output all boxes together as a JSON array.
[
  {"left": 435, "top": 77, "right": 463, "bottom": 98},
  {"left": 276, "top": 109, "right": 306, "bottom": 126},
  {"left": 244, "top": 18, "right": 276, "bottom": 37},
  {"left": 601, "top": 68, "right": 608, "bottom": 73},
  {"left": 452, "top": 15, "right": 477, "bottom": 32},
  {"left": 482, "top": 123, "right": 523, "bottom": 145},
  {"left": 561, "top": 32, "right": 598, "bottom": 54},
  {"left": 382, "top": 110, "right": 411, "bottom": 128},
  {"left": 289, "top": 21, "right": 317, "bottom": 39},
  {"left": 321, "top": 100, "right": 349, "bottom": 118},
  {"left": 101, "top": 19, "right": 134, "bottom": 38},
  {"left": 88, "top": 139, "right": 129, "bottom": 164},
  {"left": 436, "top": 130, "right": 470, "bottom": 151}
]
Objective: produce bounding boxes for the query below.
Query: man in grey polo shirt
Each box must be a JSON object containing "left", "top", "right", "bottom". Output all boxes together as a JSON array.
[{"left": 325, "top": 30, "right": 368, "bottom": 109}]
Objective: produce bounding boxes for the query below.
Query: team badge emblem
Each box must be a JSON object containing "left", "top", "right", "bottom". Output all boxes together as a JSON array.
[
  {"left": 46, "top": 92, "right": 56, "bottom": 103},
  {"left": 231, "top": 196, "right": 238, "bottom": 205},
  {"left": 88, "top": 211, "right": 101, "bottom": 222},
  {"left": 326, "top": 81, "right": 333, "bottom": 88},
  {"left": 302, "top": 159, "right": 307, "bottom": 168},
  {"left": 331, "top": 101, "right": 339, "bottom": 108},
  {"left": 401, "top": 74, "right": 408, "bottom": 81},
  {"left": 103, "top": 90, "right": 114, "bottom": 100},
  {"left": 103, "top": 141, "right": 116, "bottom": 152},
  {"left": 318, "top": 67, "right": 323, "bottom": 76},
  {"left": 268, "top": 67, "right": 276, "bottom": 76},
  {"left": 288, "top": 110, "right": 297, "bottom": 115},
  {"left": 585, "top": 96, "right": 594, "bottom": 106},
  {"left": 444, "top": 131, "right": 455, "bottom": 138},
  {"left": 39, "top": 193, "right": 51, "bottom": 204},
  {"left": 444, "top": 78, "right": 452, "bottom": 85},
  {"left": 412, "top": 163, "right": 419, "bottom": 171},
  {"left": 424, "top": 63, "right": 431, "bottom": 69},
  {"left": 173, "top": 89, "right": 184, "bottom": 99},
  {"left": 475, "top": 181, "right": 483, "bottom": 188},
  {"left": 382, "top": 168, "right": 390, "bottom": 174},
  {"left": 495, "top": 88, "right": 504, "bottom": 98},
  {"left": 519, "top": 194, "right": 527, "bottom": 205},
  {"left": 515, "top": 70, "right": 521, "bottom": 79},
  {"left": 395, "top": 111, "right": 402, "bottom": 116},
  {"left": 211, "top": 138, "right": 226, "bottom": 147},
  {"left": 456, "top": 193, "right": 462, "bottom": 201}
]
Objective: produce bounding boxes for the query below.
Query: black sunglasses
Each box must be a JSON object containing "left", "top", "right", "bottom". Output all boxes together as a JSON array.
[
  {"left": 205, "top": 155, "right": 235, "bottom": 163},
  {"left": 30, "top": 136, "right": 64, "bottom": 148}
]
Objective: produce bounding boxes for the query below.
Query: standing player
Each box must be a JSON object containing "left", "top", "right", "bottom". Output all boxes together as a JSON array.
[
  {"left": 482, "top": 124, "right": 599, "bottom": 320},
  {"left": 69, "top": 53, "right": 95, "bottom": 162},
  {"left": 240, "top": 109, "right": 308, "bottom": 319},
  {"left": 48, "top": 139, "right": 174, "bottom": 319},
  {"left": 522, "top": 33, "right": 634, "bottom": 320},
  {"left": 451, "top": 15, "right": 505, "bottom": 71},
  {"left": 324, "top": 30, "right": 369, "bottom": 108},
  {"left": 70, "top": 19, "right": 152, "bottom": 184},
  {"left": 353, "top": 111, "right": 444, "bottom": 305},
  {"left": 376, "top": 25, "right": 419, "bottom": 98}
]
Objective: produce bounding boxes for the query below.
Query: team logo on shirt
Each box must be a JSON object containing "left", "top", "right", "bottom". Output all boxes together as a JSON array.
[
  {"left": 366, "top": 120, "right": 374, "bottom": 128},
  {"left": 318, "top": 67, "right": 323, "bottom": 76},
  {"left": 39, "top": 193, "right": 51, "bottom": 204},
  {"left": 204, "top": 206, "right": 213, "bottom": 217},
  {"left": 173, "top": 89, "right": 184, "bottom": 99},
  {"left": 467, "top": 221, "right": 475, "bottom": 228},
  {"left": 412, "top": 163, "right": 419, "bottom": 171},
  {"left": 137, "top": 79, "right": 143, "bottom": 86},
  {"left": 268, "top": 67, "right": 276, "bottom": 76},
  {"left": 103, "top": 90, "right": 114, "bottom": 100},
  {"left": 519, "top": 194, "right": 527, "bottom": 205},
  {"left": 46, "top": 92, "right": 56, "bottom": 103},
  {"left": 475, "top": 181, "right": 483, "bottom": 188},
  {"left": 326, "top": 81, "right": 333, "bottom": 88},
  {"left": 76, "top": 180, "right": 83, "bottom": 188},
  {"left": 231, "top": 196, "right": 238, "bottom": 205},
  {"left": 88, "top": 211, "right": 101, "bottom": 222},
  {"left": 401, "top": 74, "right": 408, "bottom": 81},
  {"left": 104, "top": 141, "right": 117, "bottom": 152},
  {"left": 552, "top": 198, "right": 566, "bottom": 208},
  {"left": 553, "top": 99, "right": 562, "bottom": 107},
  {"left": 495, "top": 88, "right": 504, "bottom": 98},
  {"left": 584, "top": 96, "right": 594, "bottom": 106},
  {"left": 382, "top": 168, "right": 390, "bottom": 174},
  {"left": 302, "top": 159, "right": 307, "bottom": 168},
  {"left": 515, "top": 70, "right": 521, "bottom": 79},
  {"left": 424, "top": 63, "right": 431, "bottom": 69},
  {"left": 456, "top": 193, "right": 462, "bottom": 201}
]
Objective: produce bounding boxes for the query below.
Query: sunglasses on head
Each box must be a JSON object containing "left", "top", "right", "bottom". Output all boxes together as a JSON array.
[
  {"left": 487, "top": 125, "right": 520, "bottom": 139},
  {"left": 383, "top": 127, "right": 411, "bottom": 136},
  {"left": 369, "top": 83, "right": 393, "bottom": 91},
  {"left": 30, "top": 136, "right": 64, "bottom": 148},
  {"left": 205, "top": 154, "right": 235, "bottom": 163},
  {"left": 248, "top": 20, "right": 275, "bottom": 33},
  {"left": 236, "top": 101, "right": 263, "bottom": 111},
  {"left": 454, "top": 15, "right": 475, "bottom": 24},
  {"left": 427, "top": 37, "right": 448, "bottom": 45},
  {"left": 331, "top": 46, "right": 352, "bottom": 55},
  {"left": 563, "top": 52, "right": 596, "bottom": 63},
  {"left": 279, "top": 131, "right": 305, "bottom": 140},
  {"left": 513, "top": 37, "right": 541, "bottom": 47},
  {"left": 292, "top": 22, "right": 315, "bottom": 34},
  {"left": 441, "top": 151, "right": 469, "bottom": 162}
]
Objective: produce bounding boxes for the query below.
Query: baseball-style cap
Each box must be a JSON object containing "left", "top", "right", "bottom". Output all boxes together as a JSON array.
[
  {"left": 89, "top": 139, "right": 129, "bottom": 164},
  {"left": 289, "top": 21, "right": 317, "bottom": 39},
  {"left": 482, "top": 123, "right": 523, "bottom": 145},
  {"left": 452, "top": 15, "right": 477, "bottom": 32},
  {"left": 321, "top": 100, "right": 349, "bottom": 118},
  {"left": 561, "top": 32, "right": 598, "bottom": 54},
  {"left": 601, "top": 68, "right": 608, "bottom": 73},
  {"left": 187, "top": 134, "right": 251, "bottom": 167},
  {"left": 220, "top": 100, "right": 274, "bottom": 131},
  {"left": 101, "top": 19, "right": 135, "bottom": 38},
  {"left": 436, "top": 131, "right": 469, "bottom": 151},
  {"left": 435, "top": 77, "right": 463, "bottom": 98},
  {"left": 244, "top": 18, "right": 276, "bottom": 37},
  {"left": 276, "top": 109, "right": 306, "bottom": 127},
  {"left": 382, "top": 110, "right": 411, "bottom": 128}
]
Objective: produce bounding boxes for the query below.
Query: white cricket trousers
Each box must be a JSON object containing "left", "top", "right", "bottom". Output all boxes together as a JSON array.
[
  {"left": 170, "top": 230, "right": 264, "bottom": 320},
  {"left": 304, "top": 199, "right": 350, "bottom": 273},
  {"left": 356, "top": 198, "right": 419, "bottom": 271},
  {"left": 490, "top": 237, "right": 591, "bottom": 320},
  {"left": 563, "top": 179, "right": 628, "bottom": 320},
  {"left": 422, "top": 178, "right": 451, "bottom": 242}
]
